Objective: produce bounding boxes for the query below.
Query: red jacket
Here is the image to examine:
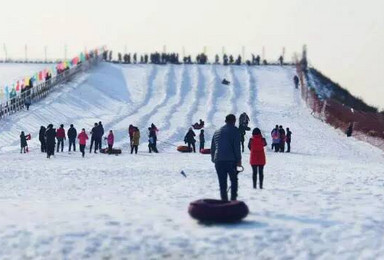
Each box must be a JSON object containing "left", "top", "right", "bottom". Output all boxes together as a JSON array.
[
  {"left": 77, "top": 132, "right": 89, "bottom": 145},
  {"left": 249, "top": 134, "right": 266, "bottom": 166},
  {"left": 56, "top": 128, "right": 66, "bottom": 138}
]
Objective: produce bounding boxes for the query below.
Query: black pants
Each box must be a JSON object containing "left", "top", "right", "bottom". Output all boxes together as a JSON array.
[
  {"left": 200, "top": 142, "right": 205, "bottom": 151},
  {"left": 69, "top": 138, "right": 76, "bottom": 152},
  {"left": 90, "top": 137, "right": 98, "bottom": 153},
  {"left": 286, "top": 142, "right": 291, "bottom": 153},
  {"left": 98, "top": 137, "right": 102, "bottom": 150},
  {"left": 40, "top": 139, "right": 46, "bottom": 152},
  {"left": 20, "top": 146, "right": 27, "bottom": 153},
  {"left": 57, "top": 138, "right": 64, "bottom": 152},
  {"left": 47, "top": 143, "right": 55, "bottom": 158},
  {"left": 149, "top": 143, "right": 158, "bottom": 153},
  {"left": 131, "top": 145, "right": 138, "bottom": 154},
  {"left": 252, "top": 165, "right": 264, "bottom": 189},
  {"left": 279, "top": 142, "right": 285, "bottom": 153},
  {"left": 187, "top": 142, "right": 196, "bottom": 153},
  {"left": 274, "top": 143, "right": 279, "bottom": 152},
  {"left": 108, "top": 144, "right": 113, "bottom": 154},
  {"left": 79, "top": 144, "right": 85, "bottom": 157},
  {"left": 241, "top": 138, "right": 245, "bottom": 153},
  {"left": 215, "top": 161, "right": 238, "bottom": 201}
]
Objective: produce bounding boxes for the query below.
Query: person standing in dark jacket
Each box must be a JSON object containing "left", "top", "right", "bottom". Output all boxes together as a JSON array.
[
  {"left": 98, "top": 121, "right": 104, "bottom": 150},
  {"left": 278, "top": 125, "right": 286, "bottom": 153},
  {"left": 45, "top": 124, "right": 56, "bottom": 158},
  {"left": 39, "top": 126, "right": 46, "bottom": 153},
  {"left": 20, "top": 131, "right": 28, "bottom": 153},
  {"left": 67, "top": 124, "right": 77, "bottom": 152},
  {"left": 199, "top": 129, "right": 205, "bottom": 151},
  {"left": 56, "top": 124, "right": 66, "bottom": 152},
  {"left": 239, "top": 124, "right": 246, "bottom": 153},
  {"left": 184, "top": 128, "right": 196, "bottom": 153},
  {"left": 286, "top": 127, "right": 292, "bottom": 152},
  {"left": 211, "top": 114, "right": 242, "bottom": 201},
  {"left": 90, "top": 123, "right": 99, "bottom": 153}
]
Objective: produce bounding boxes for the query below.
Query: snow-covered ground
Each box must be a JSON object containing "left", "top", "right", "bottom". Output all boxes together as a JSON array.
[{"left": 0, "top": 63, "right": 383, "bottom": 259}]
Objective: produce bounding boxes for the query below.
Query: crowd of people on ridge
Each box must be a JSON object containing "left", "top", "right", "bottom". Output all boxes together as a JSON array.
[{"left": 103, "top": 50, "right": 288, "bottom": 66}]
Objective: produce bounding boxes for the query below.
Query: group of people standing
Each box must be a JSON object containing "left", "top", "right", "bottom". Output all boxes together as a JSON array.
[
  {"left": 36, "top": 121, "right": 115, "bottom": 158},
  {"left": 270, "top": 125, "right": 292, "bottom": 153}
]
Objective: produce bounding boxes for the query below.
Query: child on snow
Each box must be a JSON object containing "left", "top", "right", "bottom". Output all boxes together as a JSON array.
[
  {"left": 77, "top": 128, "right": 89, "bottom": 158},
  {"left": 107, "top": 130, "right": 114, "bottom": 154}
]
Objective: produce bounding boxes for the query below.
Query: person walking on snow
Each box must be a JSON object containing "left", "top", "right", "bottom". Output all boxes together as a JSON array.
[
  {"left": 184, "top": 127, "right": 196, "bottom": 153},
  {"left": 248, "top": 128, "right": 266, "bottom": 189},
  {"left": 39, "top": 126, "right": 46, "bottom": 153},
  {"left": 45, "top": 124, "right": 56, "bottom": 158},
  {"left": 20, "top": 131, "right": 28, "bottom": 153},
  {"left": 56, "top": 124, "right": 66, "bottom": 153},
  {"left": 286, "top": 127, "right": 292, "bottom": 152},
  {"left": 278, "top": 125, "right": 286, "bottom": 152},
  {"left": 77, "top": 128, "right": 88, "bottom": 158},
  {"left": 107, "top": 130, "right": 114, "bottom": 154},
  {"left": 131, "top": 127, "right": 140, "bottom": 154},
  {"left": 67, "top": 124, "right": 77, "bottom": 152},
  {"left": 199, "top": 129, "right": 205, "bottom": 151},
  {"left": 211, "top": 114, "right": 242, "bottom": 201},
  {"left": 271, "top": 125, "right": 280, "bottom": 152}
]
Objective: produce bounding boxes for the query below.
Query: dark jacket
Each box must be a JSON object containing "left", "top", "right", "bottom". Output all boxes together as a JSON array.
[
  {"left": 39, "top": 127, "right": 46, "bottom": 141},
  {"left": 286, "top": 130, "right": 292, "bottom": 143},
  {"left": 211, "top": 124, "right": 241, "bottom": 163},
  {"left": 91, "top": 126, "right": 101, "bottom": 138},
  {"left": 184, "top": 130, "right": 196, "bottom": 143},
  {"left": 45, "top": 128, "right": 56, "bottom": 145},
  {"left": 68, "top": 127, "right": 77, "bottom": 140},
  {"left": 98, "top": 123, "right": 104, "bottom": 137},
  {"left": 20, "top": 133, "right": 27, "bottom": 147}
]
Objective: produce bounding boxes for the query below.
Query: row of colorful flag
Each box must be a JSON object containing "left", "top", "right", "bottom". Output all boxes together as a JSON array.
[{"left": 0, "top": 48, "right": 103, "bottom": 103}]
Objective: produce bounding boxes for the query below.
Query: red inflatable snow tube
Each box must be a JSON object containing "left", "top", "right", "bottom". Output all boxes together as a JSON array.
[
  {"left": 188, "top": 199, "right": 249, "bottom": 223},
  {"left": 177, "top": 145, "right": 192, "bottom": 153},
  {"left": 200, "top": 148, "right": 211, "bottom": 154}
]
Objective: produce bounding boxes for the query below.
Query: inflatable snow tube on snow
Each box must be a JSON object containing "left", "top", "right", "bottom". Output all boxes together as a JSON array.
[
  {"left": 177, "top": 146, "right": 192, "bottom": 153},
  {"left": 100, "top": 148, "right": 122, "bottom": 154},
  {"left": 192, "top": 125, "right": 204, "bottom": 130},
  {"left": 200, "top": 148, "right": 211, "bottom": 154},
  {"left": 188, "top": 199, "right": 249, "bottom": 223}
]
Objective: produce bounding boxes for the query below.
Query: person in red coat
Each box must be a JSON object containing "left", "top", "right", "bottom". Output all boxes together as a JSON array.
[
  {"left": 77, "top": 128, "right": 89, "bottom": 158},
  {"left": 56, "top": 124, "right": 66, "bottom": 153},
  {"left": 248, "top": 128, "right": 266, "bottom": 189}
]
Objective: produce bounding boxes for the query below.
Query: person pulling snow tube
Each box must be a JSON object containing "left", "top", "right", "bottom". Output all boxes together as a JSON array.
[
  {"left": 177, "top": 145, "right": 192, "bottom": 153},
  {"left": 200, "top": 148, "right": 211, "bottom": 154},
  {"left": 100, "top": 148, "right": 122, "bottom": 154},
  {"left": 188, "top": 199, "right": 249, "bottom": 223}
]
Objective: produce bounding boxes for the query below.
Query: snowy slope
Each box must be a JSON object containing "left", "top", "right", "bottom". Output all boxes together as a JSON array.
[{"left": 0, "top": 63, "right": 383, "bottom": 259}]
